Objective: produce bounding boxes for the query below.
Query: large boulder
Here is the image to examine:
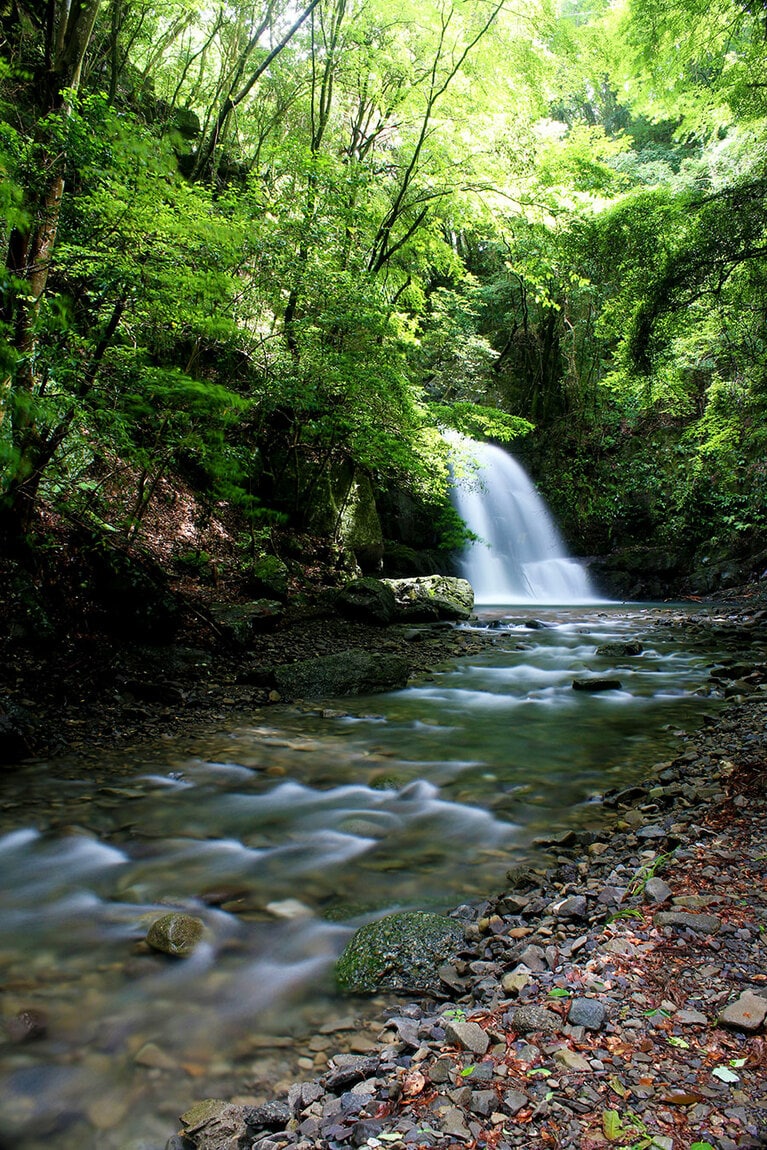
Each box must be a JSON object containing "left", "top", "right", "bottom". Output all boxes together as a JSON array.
[
  {"left": 336, "top": 911, "right": 464, "bottom": 995},
  {"left": 209, "top": 601, "right": 283, "bottom": 645},
  {"left": 336, "top": 577, "right": 396, "bottom": 624},
  {"left": 382, "top": 575, "right": 474, "bottom": 621},
  {"left": 274, "top": 648, "right": 408, "bottom": 699}
]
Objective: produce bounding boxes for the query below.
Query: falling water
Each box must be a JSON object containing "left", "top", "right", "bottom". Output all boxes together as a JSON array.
[{"left": 450, "top": 435, "right": 600, "bottom": 605}]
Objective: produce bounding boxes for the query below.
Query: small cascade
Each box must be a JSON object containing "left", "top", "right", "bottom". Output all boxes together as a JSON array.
[{"left": 449, "top": 435, "right": 600, "bottom": 605}]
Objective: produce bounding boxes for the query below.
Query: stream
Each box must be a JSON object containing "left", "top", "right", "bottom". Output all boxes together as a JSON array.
[{"left": 0, "top": 606, "right": 737, "bottom": 1149}]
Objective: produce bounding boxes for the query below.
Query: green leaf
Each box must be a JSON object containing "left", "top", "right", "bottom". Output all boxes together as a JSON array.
[
  {"left": 602, "top": 1110, "right": 624, "bottom": 1140},
  {"left": 712, "top": 1066, "right": 740, "bottom": 1084},
  {"left": 548, "top": 987, "right": 571, "bottom": 998},
  {"left": 666, "top": 1035, "right": 689, "bottom": 1049}
]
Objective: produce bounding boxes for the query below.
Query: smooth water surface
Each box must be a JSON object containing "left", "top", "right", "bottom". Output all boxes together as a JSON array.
[{"left": 0, "top": 607, "right": 729, "bottom": 1149}]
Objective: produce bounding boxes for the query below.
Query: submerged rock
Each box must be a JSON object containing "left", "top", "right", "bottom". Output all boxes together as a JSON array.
[
  {"left": 336, "top": 911, "right": 464, "bottom": 995},
  {"left": 146, "top": 912, "right": 205, "bottom": 957}
]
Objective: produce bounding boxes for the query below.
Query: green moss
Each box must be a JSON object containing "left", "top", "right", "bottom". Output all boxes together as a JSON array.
[{"left": 335, "top": 911, "right": 464, "bottom": 995}]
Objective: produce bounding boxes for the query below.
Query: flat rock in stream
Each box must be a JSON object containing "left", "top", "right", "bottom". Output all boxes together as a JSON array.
[{"left": 572, "top": 678, "right": 623, "bottom": 692}]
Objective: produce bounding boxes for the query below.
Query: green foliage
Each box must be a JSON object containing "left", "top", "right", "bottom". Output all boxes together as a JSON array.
[{"left": 1, "top": 0, "right": 767, "bottom": 573}]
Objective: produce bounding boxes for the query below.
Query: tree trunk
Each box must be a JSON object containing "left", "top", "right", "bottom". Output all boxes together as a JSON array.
[{"left": 0, "top": 0, "right": 102, "bottom": 533}]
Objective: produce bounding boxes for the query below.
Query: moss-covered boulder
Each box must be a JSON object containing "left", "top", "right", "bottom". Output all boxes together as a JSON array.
[
  {"left": 382, "top": 575, "right": 474, "bottom": 621},
  {"left": 336, "top": 577, "right": 397, "bottom": 625},
  {"left": 336, "top": 911, "right": 464, "bottom": 995},
  {"left": 245, "top": 555, "right": 289, "bottom": 601}
]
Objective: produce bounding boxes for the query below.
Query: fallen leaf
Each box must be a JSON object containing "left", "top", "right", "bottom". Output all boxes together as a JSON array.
[
  {"left": 603, "top": 1109, "right": 624, "bottom": 1141},
  {"left": 608, "top": 1076, "right": 630, "bottom": 1098},
  {"left": 402, "top": 1071, "right": 426, "bottom": 1097},
  {"left": 658, "top": 1089, "right": 705, "bottom": 1106},
  {"left": 712, "top": 1066, "right": 740, "bottom": 1084}
]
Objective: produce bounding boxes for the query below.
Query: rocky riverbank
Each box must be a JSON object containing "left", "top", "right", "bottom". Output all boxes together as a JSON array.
[
  {"left": 165, "top": 606, "right": 767, "bottom": 1150},
  {"left": 0, "top": 586, "right": 498, "bottom": 765}
]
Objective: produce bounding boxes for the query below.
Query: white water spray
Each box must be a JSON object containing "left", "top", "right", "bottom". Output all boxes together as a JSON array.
[{"left": 449, "top": 435, "right": 600, "bottom": 605}]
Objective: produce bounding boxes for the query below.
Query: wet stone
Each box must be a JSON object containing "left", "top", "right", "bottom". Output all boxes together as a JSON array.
[
  {"left": 5, "top": 1007, "right": 48, "bottom": 1043},
  {"left": 146, "top": 912, "right": 205, "bottom": 957}
]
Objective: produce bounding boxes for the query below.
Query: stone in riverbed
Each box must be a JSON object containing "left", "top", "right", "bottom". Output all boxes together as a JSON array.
[
  {"left": 335, "top": 911, "right": 464, "bottom": 995},
  {"left": 5, "top": 1008, "right": 47, "bottom": 1043},
  {"left": 146, "top": 912, "right": 205, "bottom": 957},
  {"left": 573, "top": 678, "right": 623, "bottom": 692},
  {"left": 596, "top": 641, "right": 643, "bottom": 656}
]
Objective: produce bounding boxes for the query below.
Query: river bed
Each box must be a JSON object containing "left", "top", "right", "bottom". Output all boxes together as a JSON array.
[{"left": 0, "top": 606, "right": 741, "bottom": 1149}]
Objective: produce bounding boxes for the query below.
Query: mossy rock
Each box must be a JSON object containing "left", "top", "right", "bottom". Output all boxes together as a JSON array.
[
  {"left": 245, "top": 555, "right": 289, "bottom": 601},
  {"left": 336, "top": 577, "right": 396, "bottom": 625},
  {"left": 336, "top": 911, "right": 464, "bottom": 995},
  {"left": 146, "top": 912, "right": 205, "bottom": 957},
  {"left": 274, "top": 648, "right": 408, "bottom": 699},
  {"left": 382, "top": 576, "right": 474, "bottom": 621}
]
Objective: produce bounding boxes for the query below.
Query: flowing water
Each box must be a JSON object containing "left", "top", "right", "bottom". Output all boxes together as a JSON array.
[
  {"left": 0, "top": 447, "right": 734, "bottom": 1148},
  {"left": 0, "top": 606, "right": 732, "bottom": 1150},
  {"left": 449, "top": 435, "right": 599, "bottom": 605}
]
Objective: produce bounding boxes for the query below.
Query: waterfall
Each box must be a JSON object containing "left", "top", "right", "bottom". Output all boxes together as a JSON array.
[{"left": 449, "top": 435, "right": 600, "bottom": 606}]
